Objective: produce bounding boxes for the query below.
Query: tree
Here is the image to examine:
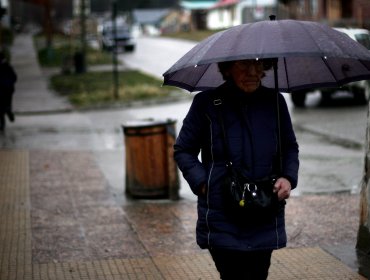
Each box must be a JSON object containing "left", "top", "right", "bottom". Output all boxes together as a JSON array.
[
  {"left": 77, "top": 0, "right": 87, "bottom": 73},
  {"left": 90, "top": 0, "right": 179, "bottom": 13},
  {"left": 22, "top": 0, "right": 53, "bottom": 49},
  {"left": 90, "top": 0, "right": 110, "bottom": 13},
  {"left": 357, "top": 99, "right": 370, "bottom": 263}
]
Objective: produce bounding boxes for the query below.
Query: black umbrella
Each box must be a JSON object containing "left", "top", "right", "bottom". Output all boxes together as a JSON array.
[
  {"left": 163, "top": 16, "right": 370, "bottom": 174},
  {"left": 162, "top": 17, "right": 370, "bottom": 93}
]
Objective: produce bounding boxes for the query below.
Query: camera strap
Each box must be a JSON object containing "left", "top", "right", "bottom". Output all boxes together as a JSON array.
[
  {"left": 212, "top": 93, "right": 282, "bottom": 175},
  {"left": 213, "top": 96, "right": 234, "bottom": 171}
]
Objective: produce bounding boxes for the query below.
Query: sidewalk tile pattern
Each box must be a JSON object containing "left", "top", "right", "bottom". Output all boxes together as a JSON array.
[
  {"left": 0, "top": 149, "right": 367, "bottom": 279},
  {"left": 0, "top": 150, "right": 32, "bottom": 280}
]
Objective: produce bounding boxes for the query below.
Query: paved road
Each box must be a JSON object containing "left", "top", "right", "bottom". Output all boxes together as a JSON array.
[{"left": 119, "top": 36, "right": 196, "bottom": 79}]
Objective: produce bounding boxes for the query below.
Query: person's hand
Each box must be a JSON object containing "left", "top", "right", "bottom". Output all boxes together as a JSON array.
[{"left": 273, "top": 177, "right": 291, "bottom": 201}]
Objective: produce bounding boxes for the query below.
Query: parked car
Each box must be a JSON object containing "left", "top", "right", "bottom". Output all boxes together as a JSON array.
[
  {"left": 291, "top": 27, "right": 370, "bottom": 107},
  {"left": 101, "top": 23, "right": 136, "bottom": 52}
]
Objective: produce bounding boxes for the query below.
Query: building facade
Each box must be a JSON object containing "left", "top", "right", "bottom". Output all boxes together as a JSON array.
[
  {"left": 205, "top": 0, "right": 370, "bottom": 30},
  {"left": 281, "top": 0, "right": 370, "bottom": 28}
]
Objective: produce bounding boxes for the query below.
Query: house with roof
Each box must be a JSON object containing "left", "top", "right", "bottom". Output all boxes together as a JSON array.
[
  {"left": 160, "top": 9, "right": 192, "bottom": 33},
  {"left": 207, "top": 0, "right": 278, "bottom": 30},
  {"left": 206, "top": 0, "right": 239, "bottom": 29},
  {"left": 180, "top": 0, "right": 218, "bottom": 29},
  {"left": 132, "top": 9, "right": 170, "bottom": 35},
  {"left": 206, "top": 0, "right": 370, "bottom": 30},
  {"left": 132, "top": 8, "right": 191, "bottom": 35}
]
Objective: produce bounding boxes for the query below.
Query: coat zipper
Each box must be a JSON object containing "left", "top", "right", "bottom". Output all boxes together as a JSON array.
[
  {"left": 205, "top": 114, "right": 213, "bottom": 248},
  {"left": 275, "top": 217, "right": 279, "bottom": 249}
]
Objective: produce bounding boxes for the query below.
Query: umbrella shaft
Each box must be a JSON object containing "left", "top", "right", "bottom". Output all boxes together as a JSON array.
[{"left": 273, "top": 60, "right": 283, "bottom": 175}]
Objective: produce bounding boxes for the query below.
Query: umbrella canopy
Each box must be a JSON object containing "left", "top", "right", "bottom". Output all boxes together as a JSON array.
[{"left": 163, "top": 19, "right": 370, "bottom": 92}]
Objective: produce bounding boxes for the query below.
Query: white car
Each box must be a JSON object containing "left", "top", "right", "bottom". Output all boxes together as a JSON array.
[
  {"left": 291, "top": 27, "right": 370, "bottom": 107},
  {"left": 101, "top": 23, "right": 136, "bottom": 52}
]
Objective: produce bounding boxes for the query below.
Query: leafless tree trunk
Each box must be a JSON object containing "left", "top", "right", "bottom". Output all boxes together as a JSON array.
[
  {"left": 44, "top": 0, "right": 52, "bottom": 50},
  {"left": 357, "top": 102, "right": 370, "bottom": 253}
]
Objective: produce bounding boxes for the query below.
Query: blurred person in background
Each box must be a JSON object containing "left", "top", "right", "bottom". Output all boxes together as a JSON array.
[{"left": 0, "top": 50, "right": 17, "bottom": 131}]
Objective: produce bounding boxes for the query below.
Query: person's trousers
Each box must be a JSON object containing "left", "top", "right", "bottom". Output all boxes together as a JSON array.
[{"left": 209, "top": 248, "right": 273, "bottom": 280}]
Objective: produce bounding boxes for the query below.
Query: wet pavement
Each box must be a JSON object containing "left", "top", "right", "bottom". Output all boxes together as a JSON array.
[
  {"left": 1, "top": 148, "right": 367, "bottom": 279},
  {"left": 0, "top": 33, "right": 369, "bottom": 279}
]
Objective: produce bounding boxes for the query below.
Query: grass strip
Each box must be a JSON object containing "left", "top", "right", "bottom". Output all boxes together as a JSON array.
[{"left": 50, "top": 70, "right": 184, "bottom": 108}]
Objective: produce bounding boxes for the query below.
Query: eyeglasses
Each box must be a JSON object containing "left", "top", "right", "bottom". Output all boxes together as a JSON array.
[{"left": 233, "top": 60, "right": 264, "bottom": 72}]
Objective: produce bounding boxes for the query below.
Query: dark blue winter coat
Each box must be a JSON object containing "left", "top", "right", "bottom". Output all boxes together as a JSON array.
[{"left": 174, "top": 81, "right": 299, "bottom": 251}]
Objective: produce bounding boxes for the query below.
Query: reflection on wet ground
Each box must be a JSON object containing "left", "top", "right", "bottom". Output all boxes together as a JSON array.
[{"left": 26, "top": 149, "right": 369, "bottom": 275}]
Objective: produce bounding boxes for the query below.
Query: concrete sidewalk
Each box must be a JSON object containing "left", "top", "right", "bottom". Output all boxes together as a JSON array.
[
  {"left": 11, "top": 35, "right": 72, "bottom": 114},
  {"left": 0, "top": 33, "right": 367, "bottom": 279},
  {"left": 0, "top": 149, "right": 366, "bottom": 280}
]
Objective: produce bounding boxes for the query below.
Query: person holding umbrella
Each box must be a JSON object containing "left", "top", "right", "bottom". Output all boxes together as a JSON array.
[
  {"left": 166, "top": 17, "right": 370, "bottom": 279},
  {"left": 173, "top": 57, "right": 299, "bottom": 279}
]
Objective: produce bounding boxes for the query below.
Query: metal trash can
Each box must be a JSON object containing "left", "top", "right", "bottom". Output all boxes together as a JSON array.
[{"left": 122, "top": 119, "right": 179, "bottom": 200}]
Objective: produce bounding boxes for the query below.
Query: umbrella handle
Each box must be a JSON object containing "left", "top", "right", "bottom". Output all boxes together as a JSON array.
[{"left": 273, "top": 59, "right": 283, "bottom": 175}]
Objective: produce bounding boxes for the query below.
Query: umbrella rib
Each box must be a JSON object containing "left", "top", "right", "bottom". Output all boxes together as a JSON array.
[
  {"left": 359, "top": 59, "right": 370, "bottom": 72},
  {"left": 321, "top": 56, "right": 339, "bottom": 85},
  {"left": 193, "top": 63, "right": 214, "bottom": 90},
  {"left": 299, "top": 21, "right": 325, "bottom": 56}
]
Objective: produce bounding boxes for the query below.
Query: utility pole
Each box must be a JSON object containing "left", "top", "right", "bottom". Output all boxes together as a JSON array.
[
  {"left": 112, "top": 0, "right": 119, "bottom": 99},
  {"left": 76, "top": 0, "right": 87, "bottom": 73},
  {"left": 44, "top": 0, "right": 53, "bottom": 59}
]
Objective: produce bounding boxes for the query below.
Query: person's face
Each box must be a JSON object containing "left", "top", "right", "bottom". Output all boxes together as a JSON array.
[{"left": 228, "top": 60, "right": 264, "bottom": 93}]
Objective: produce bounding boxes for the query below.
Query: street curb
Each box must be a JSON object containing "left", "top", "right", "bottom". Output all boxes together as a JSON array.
[{"left": 294, "top": 123, "right": 364, "bottom": 150}]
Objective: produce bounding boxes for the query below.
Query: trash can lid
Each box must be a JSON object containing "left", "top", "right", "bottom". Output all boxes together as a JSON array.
[{"left": 122, "top": 119, "right": 176, "bottom": 129}]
